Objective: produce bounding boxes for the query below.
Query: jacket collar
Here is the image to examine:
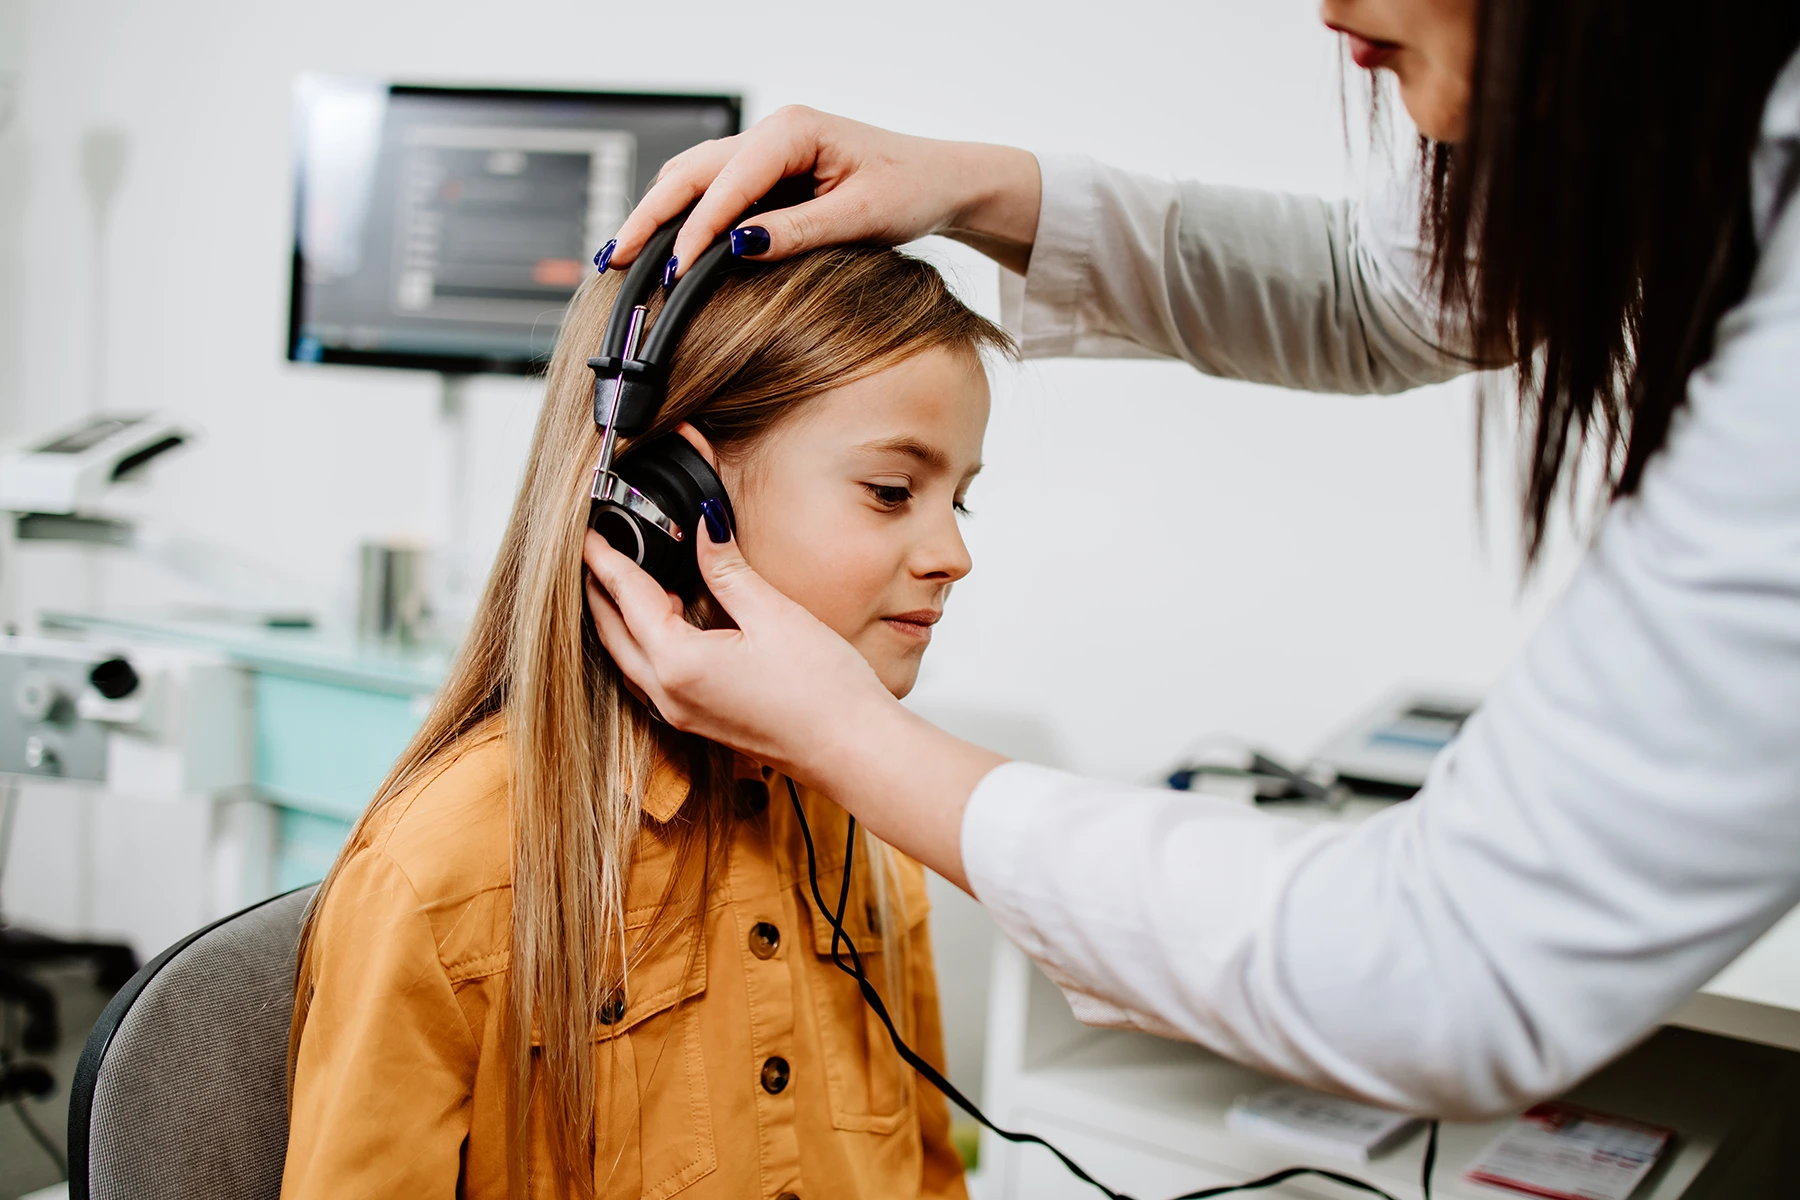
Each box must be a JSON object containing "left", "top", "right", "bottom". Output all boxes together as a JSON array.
[{"left": 640, "top": 753, "right": 769, "bottom": 823}]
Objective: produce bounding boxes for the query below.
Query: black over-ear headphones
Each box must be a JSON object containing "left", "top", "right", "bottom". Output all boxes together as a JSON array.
[{"left": 586, "top": 181, "right": 812, "bottom": 591}]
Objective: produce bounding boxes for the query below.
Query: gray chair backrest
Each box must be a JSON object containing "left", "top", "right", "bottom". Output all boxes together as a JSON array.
[{"left": 69, "top": 883, "right": 318, "bottom": 1200}]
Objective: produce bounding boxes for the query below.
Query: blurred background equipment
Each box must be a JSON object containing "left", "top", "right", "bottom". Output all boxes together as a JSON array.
[
  {"left": 287, "top": 78, "right": 740, "bottom": 375},
  {"left": 0, "top": 413, "right": 188, "bottom": 527},
  {"left": 286, "top": 77, "right": 741, "bottom": 613},
  {"left": 355, "top": 539, "right": 431, "bottom": 645},
  {"left": 1309, "top": 690, "right": 1476, "bottom": 798}
]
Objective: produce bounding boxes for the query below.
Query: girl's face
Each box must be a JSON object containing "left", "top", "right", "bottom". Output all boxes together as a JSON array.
[
  {"left": 1320, "top": 0, "right": 1478, "bottom": 143},
  {"left": 709, "top": 346, "right": 990, "bottom": 699}
]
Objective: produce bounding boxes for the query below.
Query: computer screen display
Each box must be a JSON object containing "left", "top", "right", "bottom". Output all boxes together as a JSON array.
[{"left": 287, "top": 78, "right": 740, "bottom": 375}]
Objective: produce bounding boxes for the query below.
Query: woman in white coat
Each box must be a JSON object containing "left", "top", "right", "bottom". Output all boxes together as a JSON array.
[{"left": 583, "top": 0, "right": 1800, "bottom": 1117}]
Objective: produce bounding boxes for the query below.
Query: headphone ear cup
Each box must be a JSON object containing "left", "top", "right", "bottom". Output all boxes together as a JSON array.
[
  {"left": 608, "top": 435, "right": 734, "bottom": 591},
  {"left": 589, "top": 503, "right": 648, "bottom": 567}
]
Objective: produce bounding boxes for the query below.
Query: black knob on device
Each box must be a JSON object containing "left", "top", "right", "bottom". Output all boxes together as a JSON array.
[{"left": 89, "top": 657, "right": 139, "bottom": 700}]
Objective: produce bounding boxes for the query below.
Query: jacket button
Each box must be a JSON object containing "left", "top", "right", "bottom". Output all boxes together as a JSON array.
[
  {"left": 749, "top": 922, "right": 781, "bottom": 959},
  {"left": 597, "top": 992, "right": 626, "bottom": 1025},
  {"left": 760, "top": 1056, "right": 790, "bottom": 1094}
]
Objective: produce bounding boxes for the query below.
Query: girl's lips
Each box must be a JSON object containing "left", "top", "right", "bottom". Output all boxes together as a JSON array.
[
  {"left": 882, "top": 611, "right": 940, "bottom": 642},
  {"left": 1327, "top": 23, "right": 1401, "bottom": 70}
]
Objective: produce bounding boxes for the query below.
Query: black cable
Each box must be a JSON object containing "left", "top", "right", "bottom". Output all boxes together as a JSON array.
[
  {"left": 0, "top": 777, "right": 18, "bottom": 896},
  {"left": 785, "top": 779, "right": 1439, "bottom": 1200},
  {"left": 12, "top": 1095, "right": 67, "bottom": 1178},
  {"left": 1421, "top": 1117, "right": 1439, "bottom": 1195}
]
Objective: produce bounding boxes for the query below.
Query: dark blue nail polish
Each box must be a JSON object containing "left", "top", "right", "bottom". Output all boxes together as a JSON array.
[
  {"left": 593, "top": 239, "right": 616, "bottom": 273},
  {"left": 700, "top": 497, "right": 729, "bottom": 543},
  {"left": 662, "top": 255, "right": 679, "bottom": 288},
  {"left": 730, "top": 226, "right": 771, "bottom": 257}
]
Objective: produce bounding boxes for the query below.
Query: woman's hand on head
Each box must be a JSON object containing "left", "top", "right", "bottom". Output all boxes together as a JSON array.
[
  {"left": 609, "top": 106, "right": 1044, "bottom": 278},
  {"left": 581, "top": 526, "right": 895, "bottom": 779}
]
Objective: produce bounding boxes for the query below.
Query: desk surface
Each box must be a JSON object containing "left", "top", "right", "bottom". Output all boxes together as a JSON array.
[{"left": 42, "top": 609, "right": 451, "bottom": 694}]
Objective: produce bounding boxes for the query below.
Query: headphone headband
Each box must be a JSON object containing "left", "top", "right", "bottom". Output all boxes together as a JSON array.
[
  {"left": 582, "top": 177, "right": 813, "bottom": 592},
  {"left": 588, "top": 177, "right": 813, "bottom": 438}
]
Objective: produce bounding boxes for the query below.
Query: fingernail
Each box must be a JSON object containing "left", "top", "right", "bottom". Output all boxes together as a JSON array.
[
  {"left": 700, "top": 497, "right": 729, "bottom": 543},
  {"left": 593, "top": 239, "right": 616, "bottom": 273},
  {"left": 730, "top": 226, "right": 771, "bottom": 257},
  {"left": 662, "top": 255, "right": 679, "bottom": 288}
]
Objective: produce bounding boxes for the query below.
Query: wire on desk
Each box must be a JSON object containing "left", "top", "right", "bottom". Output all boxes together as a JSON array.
[
  {"left": 11, "top": 1094, "right": 66, "bottom": 1178},
  {"left": 785, "top": 778, "right": 1439, "bottom": 1200}
]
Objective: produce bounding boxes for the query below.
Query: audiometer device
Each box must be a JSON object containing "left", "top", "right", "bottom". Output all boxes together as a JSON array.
[{"left": 0, "top": 413, "right": 189, "bottom": 516}]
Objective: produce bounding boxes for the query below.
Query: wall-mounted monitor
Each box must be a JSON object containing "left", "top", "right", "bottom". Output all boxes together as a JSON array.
[{"left": 286, "top": 78, "right": 741, "bottom": 376}]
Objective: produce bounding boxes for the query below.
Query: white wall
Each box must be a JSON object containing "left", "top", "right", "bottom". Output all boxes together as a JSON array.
[{"left": 2, "top": 0, "right": 1585, "bottom": 1118}]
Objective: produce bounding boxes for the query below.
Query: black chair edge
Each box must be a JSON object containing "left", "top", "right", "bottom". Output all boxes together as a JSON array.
[{"left": 66, "top": 882, "right": 319, "bottom": 1200}]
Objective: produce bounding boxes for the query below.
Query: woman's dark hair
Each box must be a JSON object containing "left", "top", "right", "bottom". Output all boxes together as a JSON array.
[{"left": 1424, "top": 0, "right": 1800, "bottom": 565}]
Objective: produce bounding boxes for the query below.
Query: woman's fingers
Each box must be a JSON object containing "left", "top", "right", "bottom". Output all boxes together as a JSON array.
[
  {"left": 608, "top": 137, "right": 742, "bottom": 269},
  {"left": 689, "top": 503, "right": 807, "bottom": 633},
  {"left": 610, "top": 106, "right": 965, "bottom": 279},
  {"left": 584, "top": 574, "right": 670, "bottom": 714},
  {"left": 611, "top": 107, "right": 822, "bottom": 271},
  {"left": 670, "top": 106, "right": 831, "bottom": 270},
  {"left": 581, "top": 532, "right": 682, "bottom": 642}
]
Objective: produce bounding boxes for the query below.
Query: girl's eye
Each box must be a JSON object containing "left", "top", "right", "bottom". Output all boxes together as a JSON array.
[{"left": 866, "top": 483, "right": 912, "bottom": 508}]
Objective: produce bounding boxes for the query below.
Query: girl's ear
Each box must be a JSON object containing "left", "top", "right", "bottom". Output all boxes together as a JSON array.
[{"left": 673, "top": 422, "right": 719, "bottom": 468}]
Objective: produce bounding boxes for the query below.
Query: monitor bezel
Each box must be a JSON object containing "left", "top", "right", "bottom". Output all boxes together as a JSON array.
[{"left": 285, "top": 81, "right": 744, "bottom": 378}]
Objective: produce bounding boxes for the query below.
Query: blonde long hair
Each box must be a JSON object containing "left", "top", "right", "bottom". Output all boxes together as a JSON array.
[{"left": 290, "top": 246, "right": 1013, "bottom": 1196}]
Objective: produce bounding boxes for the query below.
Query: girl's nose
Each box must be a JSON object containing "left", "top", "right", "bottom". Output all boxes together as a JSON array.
[{"left": 915, "top": 512, "right": 973, "bottom": 583}]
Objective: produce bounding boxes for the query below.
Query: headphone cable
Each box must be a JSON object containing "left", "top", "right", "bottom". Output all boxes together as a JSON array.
[{"left": 785, "top": 778, "right": 1438, "bottom": 1200}]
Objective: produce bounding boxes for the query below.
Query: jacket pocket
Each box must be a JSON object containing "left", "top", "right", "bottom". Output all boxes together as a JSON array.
[
  {"left": 801, "top": 856, "right": 931, "bottom": 1134},
  {"left": 531, "top": 913, "right": 716, "bottom": 1200}
]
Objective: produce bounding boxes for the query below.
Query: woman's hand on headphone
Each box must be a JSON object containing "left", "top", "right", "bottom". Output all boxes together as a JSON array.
[
  {"left": 581, "top": 524, "right": 892, "bottom": 776},
  {"left": 608, "top": 106, "right": 1044, "bottom": 280},
  {"left": 582, "top": 521, "right": 1003, "bottom": 890}
]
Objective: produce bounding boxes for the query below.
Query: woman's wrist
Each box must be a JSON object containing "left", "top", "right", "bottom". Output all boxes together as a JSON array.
[
  {"left": 939, "top": 142, "right": 1042, "bottom": 276},
  {"left": 803, "top": 691, "right": 1007, "bottom": 892}
]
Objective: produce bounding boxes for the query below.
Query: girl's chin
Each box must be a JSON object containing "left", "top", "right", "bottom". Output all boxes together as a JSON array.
[{"left": 872, "top": 658, "right": 922, "bottom": 700}]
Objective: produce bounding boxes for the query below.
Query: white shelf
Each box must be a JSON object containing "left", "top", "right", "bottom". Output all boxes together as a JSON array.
[{"left": 980, "top": 945, "right": 1792, "bottom": 1200}]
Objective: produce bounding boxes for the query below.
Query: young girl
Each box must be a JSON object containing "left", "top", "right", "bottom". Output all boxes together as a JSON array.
[{"left": 282, "top": 245, "right": 1011, "bottom": 1200}]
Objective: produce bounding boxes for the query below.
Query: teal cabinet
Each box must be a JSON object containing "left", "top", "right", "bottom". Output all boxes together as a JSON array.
[
  {"left": 253, "top": 672, "right": 426, "bottom": 818},
  {"left": 253, "top": 672, "right": 434, "bottom": 888}
]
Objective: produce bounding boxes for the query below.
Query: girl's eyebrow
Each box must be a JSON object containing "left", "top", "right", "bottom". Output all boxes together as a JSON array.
[{"left": 852, "top": 435, "right": 952, "bottom": 472}]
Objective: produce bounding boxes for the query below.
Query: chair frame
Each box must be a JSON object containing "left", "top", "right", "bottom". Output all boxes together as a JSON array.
[{"left": 66, "top": 884, "right": 314, "bottom": 1200}]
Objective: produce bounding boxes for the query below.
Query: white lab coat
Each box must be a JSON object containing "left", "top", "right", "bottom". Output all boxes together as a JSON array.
[{"left": 965, "top": 49, "right": 1800, "bottom": 1120}]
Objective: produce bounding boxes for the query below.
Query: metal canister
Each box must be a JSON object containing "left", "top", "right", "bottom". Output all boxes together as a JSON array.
[{"left": 356, "top": 541, "right": 432, "bottom": 645}]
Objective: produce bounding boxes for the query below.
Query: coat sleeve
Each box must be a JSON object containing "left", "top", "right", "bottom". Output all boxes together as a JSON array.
[
  {"left": 283, "top": 848, "right": 479, "bottom": 1198},
  {"left": 963, "top": 182, "right": 1800, "bottom": 1119},
  {"left": 1000, "top": 153, "right": 1474, "bottom": 393}
]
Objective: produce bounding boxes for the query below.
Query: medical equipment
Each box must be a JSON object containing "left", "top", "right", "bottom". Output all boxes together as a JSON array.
[
  {"left": 1166, "top": 691, "right": 1480, "bottom": 805},
  {"left": 0, "top": 634, "right": 263, "bottom": 949},
  {"left": 286, "top": 78, "right": 741, "bottom": 376},
  {"left": 0, "top": 413, "right": 188, "bottom": 520},
  {"left": 584, "top": 181, "right": 810, "bottom": 589},
  {"left": 1311, "top": 691, "right": 1477, "bottom": 798},
  {"left": 287, "top": 78, "right": 743, "bottom": 612}
]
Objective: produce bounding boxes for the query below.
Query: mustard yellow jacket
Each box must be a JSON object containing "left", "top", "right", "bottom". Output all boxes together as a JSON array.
[{"left": 283, "top": 731, "right": 968, "bottom": 1200}]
